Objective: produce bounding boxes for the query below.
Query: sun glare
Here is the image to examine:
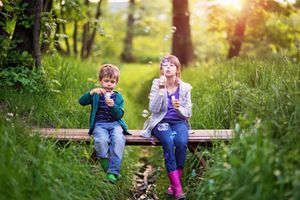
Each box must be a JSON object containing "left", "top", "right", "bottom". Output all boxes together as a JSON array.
[
  {"left": 216, "top": 0, "right": 242, "bottom": 10},
  {"left": 89, "top": 0, "right": 129, "bottom": 2}
]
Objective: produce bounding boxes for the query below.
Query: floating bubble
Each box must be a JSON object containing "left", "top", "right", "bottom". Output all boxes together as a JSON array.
[
  {"left": 141, "top": 109, "right": 149, "bottom": 118},
  {"left": 274, "top": 169, "right": 281, "bottom": 177},
  {"left": 144, "top": 26, "right": 150, "bottom": 33},
  {"left": 163, "top": 34, "right": 169, "bottom": 41},
  {"left": 208, "top": 179, "right": 215, "bottom": 186},
  {"left": 172, "top": 26, "right": 177, "bottom": 33},
  {"left": 234, "top": 123, "right": 240, "bottom": 133},
  {"left": 191, "top": 169, "right": 196, "bottom": 177}
]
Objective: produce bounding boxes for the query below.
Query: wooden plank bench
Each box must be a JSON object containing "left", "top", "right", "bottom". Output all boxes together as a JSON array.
[
  {"left": 36, "top": 128, "right": 234, "bottom": 146},
  {"left": 36, "top": 128, "right": 234, "bottom": 167}
]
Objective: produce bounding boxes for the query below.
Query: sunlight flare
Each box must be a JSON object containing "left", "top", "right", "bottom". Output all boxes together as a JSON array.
[{"left": 216, "top": 0, "right": 242, "bottom": 10}]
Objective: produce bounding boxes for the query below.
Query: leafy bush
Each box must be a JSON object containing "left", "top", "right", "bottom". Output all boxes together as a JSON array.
[{"left": 0, "top": 66, "right": 48, "bottom": 93}]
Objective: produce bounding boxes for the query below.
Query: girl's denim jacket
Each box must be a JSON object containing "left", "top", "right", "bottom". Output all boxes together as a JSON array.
[{"left": 141, "top": 79, "right": 192, "bottom": 138}]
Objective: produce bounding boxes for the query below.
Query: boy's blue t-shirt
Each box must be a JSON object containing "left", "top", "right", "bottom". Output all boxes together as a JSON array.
[{"left": 95, "top": 93, "right": 117, "bottom": 122}]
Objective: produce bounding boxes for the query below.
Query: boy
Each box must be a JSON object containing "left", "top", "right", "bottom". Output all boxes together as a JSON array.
[{"left": 79, "top": 64, "right": 128, "bottom": 183}]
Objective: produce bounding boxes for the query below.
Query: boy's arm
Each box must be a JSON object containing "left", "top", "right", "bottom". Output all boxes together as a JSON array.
[
  {"left": 109, "top": 94, "right": 124, "bottom": 120},
  {"left": 79, "top": 92, "right": 93, "bottom": 106}
]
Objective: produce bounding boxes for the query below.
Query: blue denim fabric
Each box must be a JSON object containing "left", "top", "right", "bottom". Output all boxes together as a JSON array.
[
  {"left": 152, "top": 120, "right": 188, "bottom": 173},
  {"left": 92, "top": 121, "right": 126, "bottom": 175}
]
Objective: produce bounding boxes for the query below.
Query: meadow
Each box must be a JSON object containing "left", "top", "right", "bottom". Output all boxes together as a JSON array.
[{"left": 0, "top": 54, "right": 299, "bottom": 200}]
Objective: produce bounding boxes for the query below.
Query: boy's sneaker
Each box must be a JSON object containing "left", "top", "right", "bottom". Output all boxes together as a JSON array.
[
  {"left": 107, "top": 173, "right": 117, "bottom": 184},
  {"left": 99, "top": 158, "right": 109, "bottom": 172}
]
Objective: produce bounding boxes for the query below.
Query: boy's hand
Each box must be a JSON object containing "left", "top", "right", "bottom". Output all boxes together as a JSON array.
[
  {"left": 90, "top": 88, "right": 107, "bottom": 95},
  {"left": 105, "top": 98, "right": 114, "bottom": 107}
]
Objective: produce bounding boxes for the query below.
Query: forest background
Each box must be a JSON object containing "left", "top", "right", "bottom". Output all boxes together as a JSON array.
[{"left": 0, "top": 0, "right": 299, "bottom": 199}]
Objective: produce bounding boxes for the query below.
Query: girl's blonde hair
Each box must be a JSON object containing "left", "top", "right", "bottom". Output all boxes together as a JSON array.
[
  {"left": 160, "top": 55, "right": 181, "bottom": 81},
  {"left": 99, "top": 64, "right": 120, "bottom": 82}
]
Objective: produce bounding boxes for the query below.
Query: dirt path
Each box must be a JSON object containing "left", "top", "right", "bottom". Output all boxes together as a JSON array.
[{"left": 130, "top": 149, "right": 159, "bottom": 200}]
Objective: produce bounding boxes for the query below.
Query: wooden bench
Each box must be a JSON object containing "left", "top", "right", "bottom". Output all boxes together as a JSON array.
[{"left": 37, "top": 128, "right": 234, "bottom": 167}]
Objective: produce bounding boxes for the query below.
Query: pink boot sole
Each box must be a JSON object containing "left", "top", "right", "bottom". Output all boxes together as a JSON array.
[{"left": 166, "top": 186, "right": 174, "bottom": 195}]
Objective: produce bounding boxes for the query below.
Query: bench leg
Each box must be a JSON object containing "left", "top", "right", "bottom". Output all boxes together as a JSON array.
[
  {"left": 188, "top": 144, "right": 206, "bottom": 168},
  {"left": 91, "top": 149, "right": 98, "bottom": 163}
]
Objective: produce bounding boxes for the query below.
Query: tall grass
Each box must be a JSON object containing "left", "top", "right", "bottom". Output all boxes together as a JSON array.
[
  {"left": 182, "top": 56, "right": 300, "bottom": 200},
  {"left": 1, "top": 54, "right": 299, "bottom": 199},
  {"left": 0, "top": 114, "right": 139, "bottom": 200}
]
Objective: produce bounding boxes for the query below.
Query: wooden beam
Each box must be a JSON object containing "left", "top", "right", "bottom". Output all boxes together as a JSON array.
[{"left": 35, "top": 128, "right": 234, "bottom": 146}]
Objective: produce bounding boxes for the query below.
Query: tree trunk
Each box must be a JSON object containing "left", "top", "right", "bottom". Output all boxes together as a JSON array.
[
  {"left": 12, "top": 0, "right": 42, "bottom": 68},
  {"left": 85, "top": 0, "right": 103, "bottom": 58},
  {"left": 62, "top": 22, "right": 70, "bottom": 55},
  {"left": 12, "top": 0, "right": 35, "bottom": 56},
  {"left": 73, "top": 20, "right": 78, "bottom": 55},
  {"left": 33, "top": 0, "right": 43, "bottom": 68},
  {"left": 53, "top": 12, "right": 66, "bottom": 55},
  {"left": 81, "top": 0, "right": 90, "bottom": 59},
  {"left": 41, "top": 0, "right": 53, "bottom": 53},
  {"left": 227, "top": 2, "right": 249, "bottom": 59},
  {"left": 172, "top": 0, "right": 194, "bottom": 66},
  {"left": 121, "top": 0, "right": 135, "bottom": 62}
]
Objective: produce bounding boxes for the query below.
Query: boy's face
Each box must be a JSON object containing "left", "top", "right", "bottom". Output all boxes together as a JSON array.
[{"left": 100, "top": 76, "right": 117, "bottom": 92}]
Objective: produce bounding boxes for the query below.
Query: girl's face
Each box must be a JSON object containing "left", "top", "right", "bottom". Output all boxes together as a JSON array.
[{"left": 161, "top": 61, "right": 177, "bottom": 77}]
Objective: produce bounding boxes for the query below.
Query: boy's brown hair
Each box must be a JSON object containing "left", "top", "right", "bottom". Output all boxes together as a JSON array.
[{"left": 99, "top": 64, "right": 120, "bottom": 82}]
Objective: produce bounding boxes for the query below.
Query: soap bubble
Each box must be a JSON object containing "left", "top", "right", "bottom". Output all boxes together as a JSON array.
[
  {"left": 172, "top": 26, "right": 177, "bottom": 33},
  {"left": 191, "top": 169, "right": 196, "bottom": 177},
  {"left": 144, "top": 26, "right": 150, "bottom": 33},
  {"left": 141, "top": 109, "right": 149, "bottom": 118},
  {"left": 163, "top": 34, "right": 170, "bottom": 41}
]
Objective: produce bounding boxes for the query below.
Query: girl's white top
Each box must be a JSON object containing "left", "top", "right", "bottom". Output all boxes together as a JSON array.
[{"left": 141, "top": 79, "right": 192, "bottom": 138}]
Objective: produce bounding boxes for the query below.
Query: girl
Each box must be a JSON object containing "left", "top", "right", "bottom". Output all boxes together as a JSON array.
[{"left": 142, "top": 55, "right": 192, "bottom": 200}]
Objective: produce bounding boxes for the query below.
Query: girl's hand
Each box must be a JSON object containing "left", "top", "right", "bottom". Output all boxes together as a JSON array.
[
  {"left": 159, "top": 75, "right": 167, "bottom": 89},
  {"left": 105, "top": 98, "right": 114, "bottom": 107},
  {"left": 90, "top": 88, "right": 107, "bottom": 95},
  {"left": 172, "top": 99, "right": 180, "bottom": 109}
]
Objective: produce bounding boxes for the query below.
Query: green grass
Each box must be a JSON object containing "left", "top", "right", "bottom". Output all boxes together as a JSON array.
[
  {"left": 182, "top": 56, "right": 300, "bottom": 200},
  {"left": 0, "top": 54, "right": 299, "bottom": 199}
]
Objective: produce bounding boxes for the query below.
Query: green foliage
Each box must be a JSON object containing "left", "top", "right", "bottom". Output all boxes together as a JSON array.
[
  {"left": 0, "top": 114, "right": 136, "bottom": 200},
  {"left": 204, "top": 0, "right": 300, "bottom": 58},
  {"left": 1, "top": 53, "right": 299, "bottom": 199},
  {"left": 182, "top": 56, "right": 300, "bottom": 200},
  {"left": 0, "top": 65, "right": 48, "bottom": 93},
  {"left": 0, "top": 1, "right": 37, "bottom": 70}
]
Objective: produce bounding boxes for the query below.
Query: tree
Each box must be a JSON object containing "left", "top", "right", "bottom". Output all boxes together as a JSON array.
[
  {"left": 172, "top": 0, "right": 194, "bottom": 66},
  {"left": 81, "top": 0, "right": 103, "bottom": 59},
  {"left": 207, "top": 0, "right": 299, "bottom": 59},
  {"left": 121, "top": 0, "right": 135, "bottom": 62},
  {"left": 12, "top": 0, "right": 43, "bottom": 68},
  {"left": 41, "top": 0, "right": 53, "bottom": 53},
  {"left": 227, "top": 1, "right": 249, "bottom": 59}
]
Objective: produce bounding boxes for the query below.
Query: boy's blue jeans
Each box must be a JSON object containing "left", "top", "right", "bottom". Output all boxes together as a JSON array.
[
  {"left": 152, "top": 120, "right": 189, "bottom": 173},
  {"left": 92, "top": 121, "right": 126, "bottom": 176}
]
